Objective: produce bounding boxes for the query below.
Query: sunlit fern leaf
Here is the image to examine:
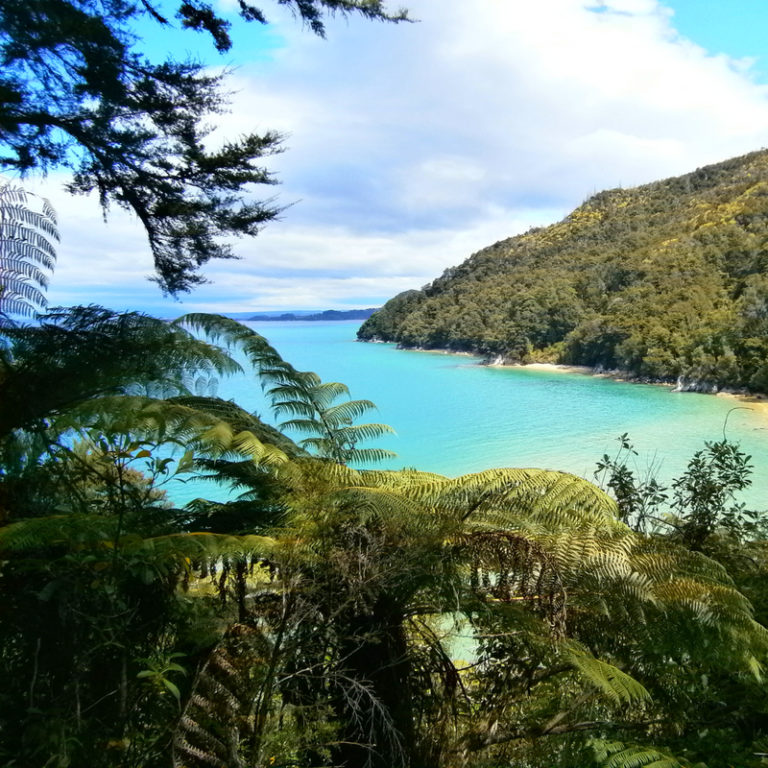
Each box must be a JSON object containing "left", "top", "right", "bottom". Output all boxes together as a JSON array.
[
  {"left": 169, "top": 396, "right": 305, "bottom": 458},
  {"left": 591, "top": 739, "right": 691, "bottom": 768},
  {"left": 400, "top": 468, "right": 620, "bottom": 530},
  {"left": 231, "top": 430, "right": 289, "bottom": 466},
  {"left": 356, "top": 468, "right": 449, "bottom": 488},
  {"left": 564, "top": 642, "right": 650, "bottom": 704},
  {"left": 331, "top": 485, "right": 441, "bottom": 531},
  {"left": 339, "top": 447, "right": 398, "bottom": 465},
  {"left": 331, "top": 422, "right": 396, "bottom": 444},
  {"left": 145, "top": 532, "right": 277, "bottom": 563},
  {"left": 320, "top": 398, "right": 380, "bottom": 425},
  {"left": 194, "top": 421, "right": 288, "bottom": 467},
  {"left": 279, "top": 417, "right": 328, "bottom": 435}
]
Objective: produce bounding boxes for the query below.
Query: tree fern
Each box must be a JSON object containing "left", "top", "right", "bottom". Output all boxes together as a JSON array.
[
  {"left": 591, "top": 739, "right": 696, "bottom": 768},
  {"left": 564, "top": 642, "right": 650, "bottom": 705},
  {"left": 0, "top": 181, "right": 57, "bottom": 320},
  {"left": 176, "top": 313, "right": 396, "bottom": 465}
]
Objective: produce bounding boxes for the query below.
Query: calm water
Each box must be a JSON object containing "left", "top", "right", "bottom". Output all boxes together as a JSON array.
[{"left": 170, "top": 320, "right": 768, "bottom": 510}]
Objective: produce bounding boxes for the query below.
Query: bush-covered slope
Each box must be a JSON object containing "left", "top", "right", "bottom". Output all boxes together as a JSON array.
[{"left": 358, "top": 150, "right": 768, "bottom": 392}]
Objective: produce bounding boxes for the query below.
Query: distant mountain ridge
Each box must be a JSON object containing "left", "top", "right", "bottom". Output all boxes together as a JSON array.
[
  {"left": 358, "top": 149, "right": 768, "bottom": 394},
  {"left": 249, "top": 308, "right": 377, "bottom": 322}
]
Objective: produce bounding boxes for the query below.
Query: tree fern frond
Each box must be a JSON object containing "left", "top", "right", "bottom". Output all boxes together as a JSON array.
[
  {"left": 356, "top": 468, "right": 449, "bottom": 488},
  {"left": 0, "top": 308, "right": 246, "bottom": 438},
  {"left": 195, "top": 421, "right": 288, "bottom": 467},
  {"left": 341, "top": 447, "right": 398, "bottom": 465},
  {"left": 564, "top": 643, "right": 650, "bottom": 704},
  {"left": 172, "top": 623, "right": 276, "bottom": 768},
  {"left": 0, "top": 238, "right": 56, "bottom": 269},
  {"left": 330, "top": 422, "right": 396, "bottom": 444},
  {"left": 0, "top": 257, "right": 49, "bottom": 285},
  {"left": 296, "top": 380, "right": 351, "bottom": 409},
  {"left": 591, "top": 740, "right": 690, "bottom": 768},
  {"left": 320, "top": 398, "right": 379, "bottom": 425},
  {"left": 0, "top": 181, "right": 58, "bottom": 317},
  {"left": 145, "top": 532, "right": 277, "bottom": 562},
  {"left": 279, "top": 417, "right": 328, "bottom": 434},
  {"left": 230, "top": 430, "right": 290, "bottom": 466},
  {"left": 0, "top": 514, "right": 114, "bottom": 551},
  {"left": 170, "top": 395, "right": 305, "bottom": 457},
  {"left": 402, "top": 468, "right": 620, "bottom": 530}
]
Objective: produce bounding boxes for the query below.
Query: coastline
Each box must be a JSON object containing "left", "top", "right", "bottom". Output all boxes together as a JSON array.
[
  {"left": 487, "top": 359, "right": 768, "bottom": 420},
  {"left": 363, "top": 338, "right": 768, "bottom": 416}
]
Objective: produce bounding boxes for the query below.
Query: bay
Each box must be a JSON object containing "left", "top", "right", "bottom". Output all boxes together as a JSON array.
[{"left": 170, "top": 320, "right": 768, "bottom": 510}]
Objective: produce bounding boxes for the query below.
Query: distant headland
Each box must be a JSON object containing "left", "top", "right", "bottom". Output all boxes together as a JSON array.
[{"left": 247, "top": 308, "right": 378, "bottom": 322}]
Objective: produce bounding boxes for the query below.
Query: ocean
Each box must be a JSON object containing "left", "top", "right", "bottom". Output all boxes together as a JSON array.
[{"left": 169, "top": 319, "right": 768, "bottom": 510}]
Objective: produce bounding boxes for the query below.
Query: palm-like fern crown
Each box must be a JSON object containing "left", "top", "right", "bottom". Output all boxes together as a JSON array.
[
  {"left": 176, "top": 313, "right": 396, "bottom": 465},
  {"left": 0, "top": 181, "right": 58, "bottom": 320}
]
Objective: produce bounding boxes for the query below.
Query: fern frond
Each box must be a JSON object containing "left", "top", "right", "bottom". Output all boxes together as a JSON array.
[
  {"left": 320, "top": 398, "right": 379, "bottom": 425},
  {"left": 591, "top": 739, "right": 689, "bottom": 768},
  {"left": 330, "top": 422, "right": 396, "bottom": 444},
  {"left": 279, "top": 417, "right": 327, "bottom": 434},
  {"left": 356, "top": 468, "right": 449, "bottom": 488},
  {"left": 401, "top": 468, "right": 620, "bottom": 530},
  {"left": 564, "top": 643, "right": 650, "bottom": 704},
  {"left": 0, "top": 308, "right": 247, "bottom": 438},
  {"left": 172, "top": 623, "right": 277, "bottom": 768},
  {"left": 341, "top": 448, "right": 398, "bottom": 465},
  {"left": 0, "top": 182, "right": 58, "bottom": 316},
  {"left": 195, "top": 421, "right": 288, "bottom": 467},
  {"left": 0, "top": 514, "right": 114, "bottom": 551}
]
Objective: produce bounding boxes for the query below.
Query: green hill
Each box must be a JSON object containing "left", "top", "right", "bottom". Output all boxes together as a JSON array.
[{"left": 358, "top": 149, "right": 768, "bottom": 393}]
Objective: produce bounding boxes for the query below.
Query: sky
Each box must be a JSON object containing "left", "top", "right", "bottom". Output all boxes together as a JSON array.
[{"left": 17, "top": 0, "right": 768, "bottom": 315}]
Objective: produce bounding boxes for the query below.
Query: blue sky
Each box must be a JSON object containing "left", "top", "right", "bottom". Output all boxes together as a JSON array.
[
  {"left": 667, "top": 0, "right": 768, "bottom": 80},
  {"left": 21, "top": 0, "right": 768, "bottom": 315}
]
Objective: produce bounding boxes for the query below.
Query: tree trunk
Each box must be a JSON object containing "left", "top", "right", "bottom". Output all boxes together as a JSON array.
[{"left": 333, "top": 596, "right": 419, "bottom": 768}]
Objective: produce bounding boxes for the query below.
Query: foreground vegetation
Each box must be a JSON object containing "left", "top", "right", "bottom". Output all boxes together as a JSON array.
[
  {"left": 359, "top": 150, "right": 768, "bottom": 393},
  {"left": 2, "top": 302, "right": 768, "bottom": 767}
]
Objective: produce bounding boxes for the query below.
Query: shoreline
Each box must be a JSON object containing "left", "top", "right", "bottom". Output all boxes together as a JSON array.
[
  {"left": 376, "top": 339, "right": 768, "bottom": 416},
  {"left": 363, "top": 338, "right": 768, "bottom": 412},
  {"left": 486, "top": 359, "right": 768, "bottom": 420}
]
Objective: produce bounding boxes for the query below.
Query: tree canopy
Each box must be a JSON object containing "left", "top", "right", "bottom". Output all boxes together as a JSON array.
[{"left": 0, "top": 0, "right": 408, "bottom": 293}]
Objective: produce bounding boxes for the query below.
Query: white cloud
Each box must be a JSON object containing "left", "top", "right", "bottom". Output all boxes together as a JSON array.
[{"left": 16, "top": 0, "right": 768, "bottom": 312}]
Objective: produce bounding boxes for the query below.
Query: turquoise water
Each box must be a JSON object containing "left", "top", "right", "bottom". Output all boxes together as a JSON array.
[{"left": 171, "top": 320, "right": 768, "bottom": 510}]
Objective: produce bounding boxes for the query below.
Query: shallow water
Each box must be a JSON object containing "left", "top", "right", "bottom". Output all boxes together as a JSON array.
[{"left": 168, "top": 320, "right": 768, "bottom": 510}]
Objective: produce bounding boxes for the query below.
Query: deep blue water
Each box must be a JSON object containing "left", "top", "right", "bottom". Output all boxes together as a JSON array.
[{"left": 168, "top": 320, "right": 768, "bottom": 510}]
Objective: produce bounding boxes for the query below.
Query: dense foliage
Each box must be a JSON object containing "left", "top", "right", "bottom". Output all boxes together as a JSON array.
[
  {"left": 2, "top": 305, "right": 768, "bottom": 767},
  {"left": 359, "top": 150, "right": 768, "bottom": 393}
]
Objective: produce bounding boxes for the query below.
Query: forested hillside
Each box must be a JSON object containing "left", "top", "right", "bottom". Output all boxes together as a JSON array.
[{"left": 359, "top": 150, "right": 768, "bottom": 392}]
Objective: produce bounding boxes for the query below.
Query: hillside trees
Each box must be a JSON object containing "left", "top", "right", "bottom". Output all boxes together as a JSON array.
[
  {"left": 358, "top": 150, "right": 768, "bottom": 393},
  {"left": 0, "top": 0, "right": 408, "bottom": 292}
]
